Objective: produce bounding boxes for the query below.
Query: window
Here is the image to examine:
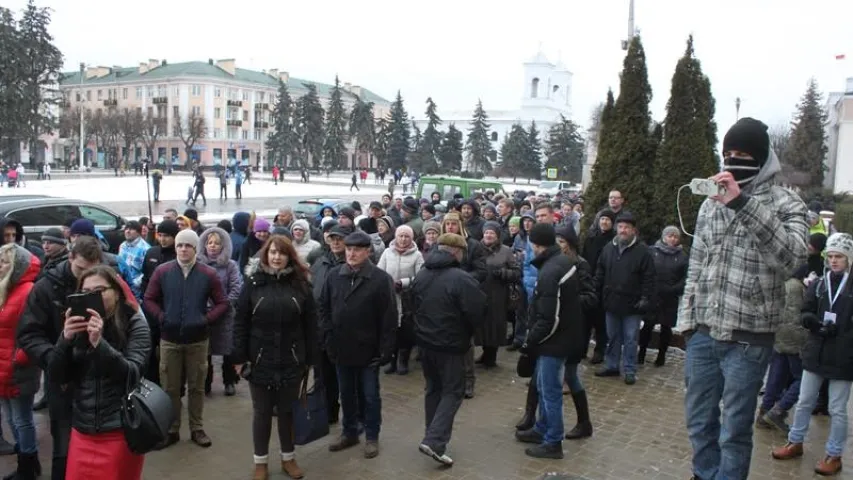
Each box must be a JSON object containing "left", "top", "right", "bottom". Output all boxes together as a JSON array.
[
  {"left": 122, "top": 88, "right": 128, "bottom": 100},
  {"left": 157, "top": 84, "right": 166, "bottom": 97},
  {"left": 255, "top": 91, "right": 265, "bottom": 102},
  {"left": 242, "top": 91, "right": 250, "bottom": 101},
  {"left": 491, "top": 132, "right": 498, "bottom": 142},
  {"left": 147, "top": 106, "right": 153, "bottom": 117},
  {"left": 106, "top": 89, "right": 112, "bottom": 100},
  {"left": 531, "top": 77, "right": 539, "bottom": 98},
  {"left": 147, "top": 86, "right": 154, "bottom": 98},
  {"left": 553, "top": 85, "right": 560, "bottom": 93},
  {"left": 191, "top": 106, "right": 201, "bottom": 116},
  {"left": 135, "top": 87, "right": 142, "bottom": 99},
  {"left": 191, "top": 84, "right": 201, "bottom": 96},
  {"left": 269, "top": 94, "right": 276, "bottom": 105},
  {"left": 97, "top": 90, "right": 103, "bottom": 100},
  {"left": 420, "top": 183, "right": 438, "bottom": 198},
  {"left": 242, "top": 110, "right": 248, "bottom": 121},
  {"left": 228, "top": 127, "right": 238, "bottom": 139},
  {"left": 213, "top": 128, "right": 222, "bottom": 139},
  {"left": 7, "top": 205, "right": 81, "bottom": 227},
  {"left": 86, "top": 90, "right": 91, "bottom": 101},
  {"left": 214, "top": 107, "right": 221, "bottom": 119},
  {"left": 253, "top": 129, "right": 261, "bottom": 140},
  {"left": 214, "top": 87, "right": 221, "bottom": 98},
  {"left": 78, "top": 205, "right": 119, "bottom": 230},
  {"left": 173, "top": 86, "right": 180, "bottom": 97},
  {"left": 172, "top": 106, "right": 179, "bottom": 118},
  {"left": 242, "top": 130, "right": 248, "bottom": 140},
  {"left": 157, "top": 105, "right": 167, "bottom": 117},
  {"left": 75, "top": 92, "right": 81, "bottom": 102},
  {"left": 442, "top": 184, "right": 462, "bottom": 199}
]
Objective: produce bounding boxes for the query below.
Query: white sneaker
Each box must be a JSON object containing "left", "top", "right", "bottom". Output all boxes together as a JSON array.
[{"left": 419, "top": 443, "right": 453, "bottom": 466}]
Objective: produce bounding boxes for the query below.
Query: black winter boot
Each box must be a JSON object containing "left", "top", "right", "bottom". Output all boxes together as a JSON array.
[
  {"left": 396, "top": 349, "right": 411, "bottom": 375},
  {"left": 4, "top": 452, "right": 38, "bottom": 480},
  {"left": 515, "top": 380, "right": 538, "bottom": 431},
  {"left": 565, "top": 390, "right": 593, "bottom": 439},
  {"left": 383, "top": 355, "right": 397, "bottom": 374},
  {"left": 655, "top": 326, "right": 672, "bottom": 367},
  {"left": 205, "top": 355, "right": 213, "bottom": 395}
]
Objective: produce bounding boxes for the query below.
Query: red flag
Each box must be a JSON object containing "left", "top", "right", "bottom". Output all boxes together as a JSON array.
[{"left": 836, "top": 54, "right": 846, "bottom": 60}]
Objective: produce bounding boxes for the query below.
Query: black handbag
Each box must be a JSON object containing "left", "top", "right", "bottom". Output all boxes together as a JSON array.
[
  {"left": 121, "top": 365, "right": 175, "bottom": 454},
  {"left": 516, "top": 352, "right": 535, "bottom": 378}
]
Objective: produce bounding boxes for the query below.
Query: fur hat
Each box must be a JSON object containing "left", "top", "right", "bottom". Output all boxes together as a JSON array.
[
  {"left": 423, "top": 221, "right": 441, "bottom": 235},
  {"left": 437, "top": 233, "right": 467, "bottom": 250},
  {"left": 292, "top": 219, "right": 310, "bottom": 233}
]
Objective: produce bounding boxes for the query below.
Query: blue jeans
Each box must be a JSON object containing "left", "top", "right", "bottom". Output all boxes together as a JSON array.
[
  {"left": 0, "top": 393, "right": 36, "bottom": 454},
  {"left": 684, "top": 330, "right": 771, "bottom": 480},
  {"left": 533, "top": 356, "right": 565, "bottom": 445},
  {"left": 788, "top": 370, "right": 852, "bottom": 457},
  {"left": 337, "top": 365, "right": 381, "bottom": 441},
  {"left": 604, "top": 312, "right": 641, "bottom": 375},
  {"left": 564, "top": 362, "right": 584, "bottom": 393},
  {"left": 760, "top": 352, "right": 802, "bottom": 412}
]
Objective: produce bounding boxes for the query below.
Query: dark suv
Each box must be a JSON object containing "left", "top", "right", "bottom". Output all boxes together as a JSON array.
[{"left": 0, "top": 195, "right": 127, "bottom": 252}]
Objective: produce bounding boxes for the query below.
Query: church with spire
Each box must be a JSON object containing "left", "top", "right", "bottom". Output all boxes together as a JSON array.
[{"left": 412, "top": 49, "right": 574, "bottom": 171}]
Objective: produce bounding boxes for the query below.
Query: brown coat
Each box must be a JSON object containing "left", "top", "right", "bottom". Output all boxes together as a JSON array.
[{"left": 475, "top": 242, "right": 520, "bottom": 347}]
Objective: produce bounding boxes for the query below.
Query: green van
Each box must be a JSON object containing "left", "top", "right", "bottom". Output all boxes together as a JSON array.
[{"left": 416, "top": 176, "right": 505, "bottom": 201}]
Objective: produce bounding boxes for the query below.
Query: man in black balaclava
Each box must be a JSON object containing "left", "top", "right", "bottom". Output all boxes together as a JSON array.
[{"left": 679, "top": 117, "right": 808, "bottom": 480}]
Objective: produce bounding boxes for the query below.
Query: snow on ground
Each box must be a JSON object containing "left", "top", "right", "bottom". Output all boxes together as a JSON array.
[{"left": 0, "top": 176, "right": 387, "bottom": 203}]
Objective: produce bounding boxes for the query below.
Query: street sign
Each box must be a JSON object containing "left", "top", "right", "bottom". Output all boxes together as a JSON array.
[{"left": 546, "top": 168, "right": 557, "bottom": 179}]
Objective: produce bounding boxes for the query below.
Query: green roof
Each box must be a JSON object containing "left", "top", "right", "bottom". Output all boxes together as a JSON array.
[{"left": 58, "top": 61, "right": 389, "bottom": 104}]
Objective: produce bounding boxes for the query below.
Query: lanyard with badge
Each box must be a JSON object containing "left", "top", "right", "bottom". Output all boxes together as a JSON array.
[{"left": 824, "top": 272, "right": 849, "bottom": 324}]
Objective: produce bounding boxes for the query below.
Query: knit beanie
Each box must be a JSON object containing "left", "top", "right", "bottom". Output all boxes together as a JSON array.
[
  {"left": 292, "top": 219, "right": 310, "bottom": 233},
  {"left": 661, "top": 225, "right": 681, "bottom": 241},
  {"left": 482, "top": 221, "right": 501, "bottom": 236},
  {"left": 825, "top": 233, "right": 853, "bottom": 267},
  {"left": 508, "top": 216, "right": 520, "bottom": 228},
  {"left": 528, "top": 223, "right": 556, "bottom": 247},
  {"left": 423, "top": 221, "right": 441, "bottom": 235},
  {"left": 723, "top": 117, "right": 770, "bottom": 166},
  {"left": 157, "top": 220, "right": 179, "bottom": 237},
  {"left": 41, "top": 227, "right": 66, "bottom": 245},
  {"left": 175, "top": 229, "right": 199, "bottom": 250},
  {"left": 253, "top": 217, "right": 271, "bottom": 232},
  {"left": 183, "top": 208, "right": 199, "bottom": 222},
  {"left": 69, "top": 219, "right": 96, "bottom": 237}
]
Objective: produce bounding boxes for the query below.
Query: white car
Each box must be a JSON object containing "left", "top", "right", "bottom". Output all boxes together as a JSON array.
[{"left": 537, "top": 180, "right": 577, "bottom": 196}]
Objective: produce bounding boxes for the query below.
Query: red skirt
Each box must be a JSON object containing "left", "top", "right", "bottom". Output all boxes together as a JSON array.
[{"left": 66, "top": 428, "right": 144, "bottom": 480}]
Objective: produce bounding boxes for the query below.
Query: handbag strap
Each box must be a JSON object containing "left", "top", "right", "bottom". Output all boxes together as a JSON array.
[{"left": 125, "top": 363, "right": 141, "bottom": 396}]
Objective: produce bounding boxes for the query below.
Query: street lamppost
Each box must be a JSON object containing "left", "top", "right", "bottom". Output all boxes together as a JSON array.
[
  {"left": 735, "top": 97, "right": 741, "bottom": 120},
  {"left": 78, "top": 62, "right": 85, "bottom": 170}
]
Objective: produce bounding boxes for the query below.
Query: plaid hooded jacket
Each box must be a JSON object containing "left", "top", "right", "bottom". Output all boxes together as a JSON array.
[{"left": 677, "top": 150, "right": 808, "bottom": 341}]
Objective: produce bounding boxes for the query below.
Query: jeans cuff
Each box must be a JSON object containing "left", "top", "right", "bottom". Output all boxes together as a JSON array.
[
  {"left": 280, "top": 450, "right": 295, "bottom": 461},
  {"left": 253, "top": 454, "right": 268, "bottom": 464}
]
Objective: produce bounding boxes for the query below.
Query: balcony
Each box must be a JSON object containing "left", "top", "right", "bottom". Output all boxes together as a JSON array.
[
  {"left": 152, "top": 97, "right": 168, "bottom": 105},
  {"left": 227, "top": 100, "right": 243, "bottom": 107},
  {"left": 256, "top": 121, "right": 269, "bottom": 128},
  {"left": 254, "top": 103, "right": 269, "bottom": 110},
  {"left": 226, "top": 119, "right": 243, "bottom": 127},
  {"left": 103, "top": 99, "right": 118, "bottom": 107}
]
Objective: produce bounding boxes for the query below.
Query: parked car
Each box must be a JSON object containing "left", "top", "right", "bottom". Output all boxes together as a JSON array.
[
  {"left": 0, "top": 195, "right": 127, "bottom": 252},
  {"left": 293, "top": 198, "right": 351, "bottom": 219},
  {"left": 415, "top": 176, "right": 506, "bottom": 202},
  {"left": 537, "top": 180, "right": 579, "bottom": 197}
]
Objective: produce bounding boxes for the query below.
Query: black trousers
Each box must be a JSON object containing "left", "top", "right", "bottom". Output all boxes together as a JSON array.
[
  {"left": 144, "top": 327, "right": 161, "bottom": 385},
  {"left": 321, "top": 350, "right": 340, "bottom": 421},
  {"left": 420, "top": 349, "right": 465, "bottom": 455},
  {"left": 46, "top": 375, "right": 72, "bottom": 480},
  {"left": 249, "top": 383, "right": 296, "bottom": 457},
  {"left": 206, "top": 354, "right": 238, "bottom": 387},
  {"left": 235, "top": 184, "right": 242, "bottom": 199},
  {"left": 219, "top": 184, "right": 227, "bottom": 199},
  {"left": 585, "top": 308, "right": 608, "bottom": 355}
]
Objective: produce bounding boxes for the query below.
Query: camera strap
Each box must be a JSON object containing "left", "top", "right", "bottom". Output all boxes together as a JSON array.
[{"left": 827, "top": 272, "right": 848, "bottom": 311}]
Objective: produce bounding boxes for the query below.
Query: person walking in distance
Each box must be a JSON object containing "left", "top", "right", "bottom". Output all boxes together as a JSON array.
[
  {"left": 321, "top": 231, "right": 397, "bottom": 459},
  {"left": 350, "top": 172, "right": 360, "bottom": 192},
  {"left": 680, "top": 117, "right": 808, "bottom": 480},
  {"left": 411, "top": 233, "right": 485, "bottom": 466}
]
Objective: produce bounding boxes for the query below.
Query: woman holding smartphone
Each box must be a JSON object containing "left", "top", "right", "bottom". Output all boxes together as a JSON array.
[{"left": 50, "top": 265, "right": 151, "bottom": 480}]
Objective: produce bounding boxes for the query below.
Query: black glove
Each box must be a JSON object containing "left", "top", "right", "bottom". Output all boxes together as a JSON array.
[
  {"left": 394, "top": 281, "right": 403, "bottom": 293},
  {"left": 819, "top": 322, "right": 838, "bottom": 338},
  {"left": 490, "top": 267, "right": 503, "bottom": 279},
  {"left": 802, "top": 313, "right": 822, "bottom": 333},
  {"left": 634, "top": 297, "right": 650, "bottom": 313},
  {"left": 519, "top": 343, "right": 531, "bottom": 355}
]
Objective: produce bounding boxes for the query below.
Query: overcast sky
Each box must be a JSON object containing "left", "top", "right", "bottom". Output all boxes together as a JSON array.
[{"left": 8, "top": 0, "right": 853, "bottom": 137}]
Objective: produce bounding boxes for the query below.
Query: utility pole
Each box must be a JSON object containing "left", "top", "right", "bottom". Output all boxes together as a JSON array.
[
  {"left": 735, "top": 97, "right": 741, "bottom": 120},
  {"left": 78, "top": 62, "right": 85, "bottom": 170},
  {"left": 622, "top": 0, "right": 635, "bottom": 51}
]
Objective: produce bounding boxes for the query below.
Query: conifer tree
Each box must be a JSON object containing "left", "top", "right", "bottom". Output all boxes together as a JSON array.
[
  {"left": 653, "top": 35, "right": 719, "bottom": 238},
  {"left": 466, "top": 100, "right": 492, "bottom": 174},
  {"left": 524, "top": 121, "right": 543, "bottom": 180},
  {"left": 545, "top": 114, "right": 585, "bottom": 183},
  {"left": 418, "top": 97, "right": 442, "bottom": 173},
  {"left": 349, "top": 97, "right": 375, "bottom": 169},
  {"left": 323, "top": 75, "right": 348, "bottom": 170},
  {"left": 439, "top": 123, "right": 463, "bottom": 172},
  {"left": 387, "top": 91, "right": 410, "bottom": 171},
  {"left": 267, "top": 80, "right": 294, "bottom": 168},
  {"left": 294, "top": 83, "right": 324, "bottom": 168},
  {"left": 785, "top": 78, "right": 828, "bottom": 189}
]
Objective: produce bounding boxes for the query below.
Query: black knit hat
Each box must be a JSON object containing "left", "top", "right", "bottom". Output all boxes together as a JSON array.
[
  {"left": 555, "top": 224, "right": 579, "bottom": 253},
  {"left": 402, "top": 198, "right": 419, "bottom": 214},
  {"left": 156, "top": 219, "right": 179, "bottom": 237},
  {"left": 615, "top": 212, "right": 636, "bottom": 226},
  {"left": 528, "top": 223, "right": 556, "bottom": 247},
  {"left": 723, "top": 117, "right": 770, "bottom": 166}
]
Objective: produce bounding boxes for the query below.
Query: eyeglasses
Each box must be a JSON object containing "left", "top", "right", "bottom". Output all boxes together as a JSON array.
[{"left": 80, "top": 286, "right": 112, "bottom": 294}]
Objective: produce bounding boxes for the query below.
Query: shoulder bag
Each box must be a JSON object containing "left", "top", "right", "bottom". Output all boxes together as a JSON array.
[{"left": 121, "top": 364, "right": 175, "bottom": 454}]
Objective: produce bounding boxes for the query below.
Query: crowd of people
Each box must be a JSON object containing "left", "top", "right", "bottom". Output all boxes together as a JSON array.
[{"left": 0, "top": 116, "right": 848, "bottom": 479}]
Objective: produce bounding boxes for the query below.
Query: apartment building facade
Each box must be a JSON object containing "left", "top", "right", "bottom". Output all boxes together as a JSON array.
[
  {"left": 58, "top": 58, "right": 390, "bottom": 169},
  {"left": 826, "top": 77, "right": 853, "bottom": 193}
]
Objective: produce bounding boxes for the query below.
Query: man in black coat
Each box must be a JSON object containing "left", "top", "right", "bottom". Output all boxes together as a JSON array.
[
  {"left": 139, "top": 219, "right": 178, "bottom": 384},
  {"left": 514, "top": 223, "right": 582, "bottom": 460},
  {"left": 411, "top": 233, "right": 486, "bottom": 466},
  {"left": 593, "top": 213, "right": 656, "bottom": 385},
  {"left": 320, "top": 231, "right": 397, "bottom": 460},
  {"left": 17, "top": 237, "right": 104, "bottom": 480}
]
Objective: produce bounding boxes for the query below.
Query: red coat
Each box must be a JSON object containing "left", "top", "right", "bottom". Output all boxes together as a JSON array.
[{"left": 0, "top": 252, "right": 41, "bottom": 398}]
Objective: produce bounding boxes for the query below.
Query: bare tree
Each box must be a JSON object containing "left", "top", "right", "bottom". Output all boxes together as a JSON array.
[
  {"left": 587, "top": 102, "right": 605, "bottom": 148},
  {"left": 139, "top": 112, "right": 166, "bottom": 163},
  {"left": 769, "top": 124, "right": 791, "bottom": 163},
  {"left": 174, "top": 110, "right": 207, "bottom": 167},
  {"left": 117, "top": 108, "right": 143, "bottom": 168},
  {"left": 58, "top": 106, "right": 93, "bottom": 166}
]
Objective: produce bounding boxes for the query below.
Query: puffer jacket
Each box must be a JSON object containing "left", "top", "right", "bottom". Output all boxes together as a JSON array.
[
  {"left": 198, "top": 227, "right": 242, "bottom": 356},
  {"left": 512, "top": 212, "right": 537, "bottom": 302},
  {"left": 377, "top": 241, "right": 424, "bottom": 288},
  {"left": 233, "top": 262, "right": 316, "bottom": 388},
  {"left": 291, "top": 220, "right": 321, "bottom": 265},
  {"left": 678, "top": 149, "right": 808, "bottom": 342},
  {"left": 0, "top": 245, "right": 41, "bottom": 398},
  {"left": 800, "top": 271, "right": 853, "bottom": 380},
  {"left": 48, "top": 303, "right": 150, "bottom": 434},
  {"left": 774, "top": 276, "right": 807, "bottom": 354}
]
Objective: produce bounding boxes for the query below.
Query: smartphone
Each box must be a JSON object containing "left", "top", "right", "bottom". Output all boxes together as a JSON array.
[{"left": 67, "top": 291, "right": 106, "bottom": 319}]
